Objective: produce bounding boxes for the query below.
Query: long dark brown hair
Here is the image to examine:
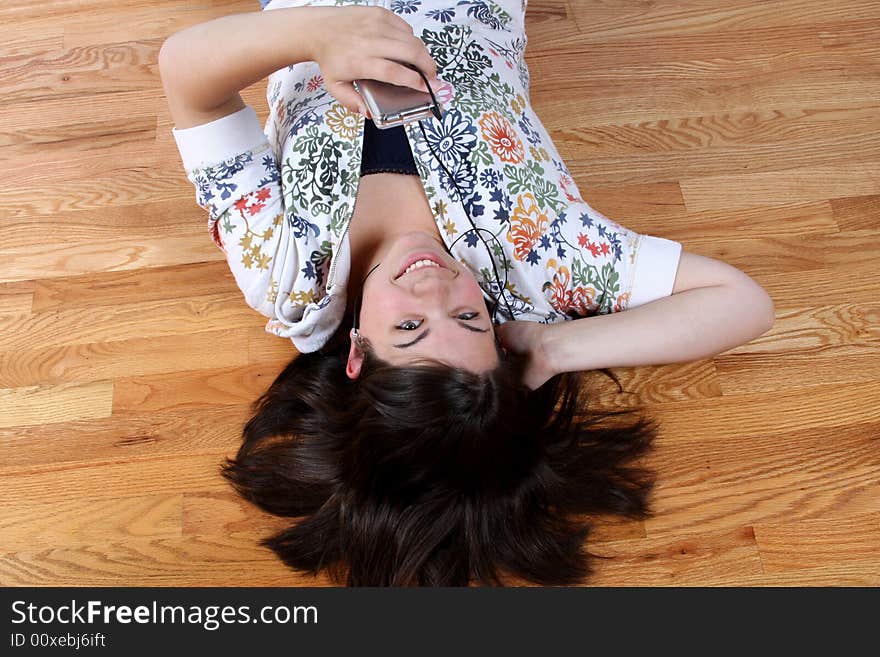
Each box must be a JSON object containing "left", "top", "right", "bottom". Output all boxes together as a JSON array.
[{"left": 222, "top": 320, "right": 657, "bottom": 586}]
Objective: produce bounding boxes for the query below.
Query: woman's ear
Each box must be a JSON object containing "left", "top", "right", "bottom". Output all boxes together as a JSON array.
[{"left": 346, "top": 329, "right": 364, "bottom": 379}]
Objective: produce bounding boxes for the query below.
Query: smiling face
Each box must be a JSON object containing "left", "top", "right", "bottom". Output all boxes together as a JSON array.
[{"left": 346, "top": 230, "right": 500, "bottom": 379}]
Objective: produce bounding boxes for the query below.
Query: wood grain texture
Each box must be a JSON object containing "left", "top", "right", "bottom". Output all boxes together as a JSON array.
[
  {"left": 0, "top": 0, "right": 877, "bottom": 587},
  {"left": 754, "top": 513, "right": 880, "bottom": 574},
  {"left": 0, "top": 330, "right": 253, "bottom": 388},
  {"left": 645, "top": 421, "right": 880, "bottom": 534},
  {"left": 0, "top": 406, "right": 250, "bottom": 472},
  {"left": 0, "top": 453, "right": 233, "bottom": 506},
  {"left": 0, "top": 380, "right": 114, "bottom": 429},
  {"left": 585, "top": 526, "right": 765, "bottom": 586},
  {"left": 0, "top": 494, "right": 183, "bottom": 553}
]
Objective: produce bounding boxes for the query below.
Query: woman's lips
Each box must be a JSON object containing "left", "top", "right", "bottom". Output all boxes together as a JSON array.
[{"left": 395, "top": 251, "right": 450, "bottom": 280}]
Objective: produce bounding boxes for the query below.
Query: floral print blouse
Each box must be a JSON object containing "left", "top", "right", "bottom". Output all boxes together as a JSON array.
[{"left": 171, "top": 0, "right": 682, "bottom": 353}]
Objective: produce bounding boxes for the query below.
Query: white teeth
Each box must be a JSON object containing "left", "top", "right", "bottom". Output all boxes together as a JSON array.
[{"left": 402, "top": 259, "right": 441, "bottom": 276}]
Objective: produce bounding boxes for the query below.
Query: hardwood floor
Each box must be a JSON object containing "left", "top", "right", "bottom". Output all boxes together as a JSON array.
[{"left": 1, "top": 0, "right": 877, "bottom": 586}]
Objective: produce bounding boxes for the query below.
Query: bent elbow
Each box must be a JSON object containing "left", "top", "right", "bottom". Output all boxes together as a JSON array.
[
  {"left": 752, "top": 284, "right": 776, "bottom": 337},
  {"left": 158, "top": 37, "right": 183, "bottom": 94},
  {"left": 158, "top": 36, "right": 179, "bottom": 77}
]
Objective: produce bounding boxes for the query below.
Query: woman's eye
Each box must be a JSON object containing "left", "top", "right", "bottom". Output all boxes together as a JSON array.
[
  {"left": 396, "top": 313, "right": 477, "bottom": 330},
  {"left": 397, "top": 319, "right": 423, "bottom": 331}
]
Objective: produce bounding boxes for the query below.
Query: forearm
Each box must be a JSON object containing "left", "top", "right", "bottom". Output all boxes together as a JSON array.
[
  {"left": 542, "top": 282, "right": 776, "bottom": 373},
  {"left": 159, "top": 7, "right": 320, "bottom": 112}
]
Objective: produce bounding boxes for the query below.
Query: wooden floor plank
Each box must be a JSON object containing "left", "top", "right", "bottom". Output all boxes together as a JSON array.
[
  {"left": 31, "top": 261, "right": 236, "bottom": 312},
  {"left": 650, "top": 380, "right": 880, "bottom": 443},
  {"left": 0, "top": 380, "right": 114, "bottom": 429},
  {"left": 112, "top": 361, "right": 285, "bottom": 413},
  {"left": 0, "top": 0, "right": 876, "bottom": 586},
  {"left": 732, "top": 567, "right": 878, "bottom": 586},
  {"left": 553, "top": 105, "right": 880, "bottom": 163},
  {"left": 1, "top": 28, "right": 63, "bottom": 61},
  {"left": 0, "top": 329, "right": 252, "bottom": 388},
  {"left": 0, "top": 405, "right": 250, "bottom": 473},
  {"left": 0, "top": 196, "right": 201, "bottom": 230},
  {"left": 0, "top": 494, "right": 183, "bottom": 553},
  {"left": 585, "top": 526, "right": 764, "bottom": 586},
  {"left": 0, "top": 116, "right": 158, "bottom": 165},
  {"left": 681, "top": 162, "right": 880, "bottom": 211},
  {"left": 754, "top": 513, "right": 880, "bottom": 574},
  {"left": 0, "top": 232, "right": 225, "bottom": 283},
  {"left": 0, "top": 454, "right": 233, "bottom": 505},
  {"left": 753, "top": 262, "right": 880, "bottom": 310},
  {"left": 681, "top": 230, "right": 880, "bottom": 278},
  {"left": 248, "top": 326, "right": 298, "bottom": 364},
  {"left": 831, "top": 194, "right": 880, "bottom": 231},
  {"left": 0, "top": 280, "right": 34, "bottom": 316},
  {"left": 0, "top": 149, "right": 189, "bottom": 201},
  {"left": 715, "top": 351, "right": 880, "bottom": 395},
  {"left": 644, "top": 422, "right": 880, "bottom": 535},
  {"left": 539, "top": 78, "right": 880, "bottom": 131},
  {"left": 0, "top": 292, "right": 262, "bottom": 352},
  {"left": 0, "top": 89, "right": 160, "bottom": 133},
  {"left": 0, "top": 41, "right": 163, "bottom": 106},
  {"left": 0, "top": 533, "right": 331, "bottom": 587},
  {"left": 721, "top": 302, "right": 879, "bottom": 356},
  {"left": 587, "top": 359, "right": 723, "bottom": 406},
  {"left": 0, "top": 154, "right": 225, "bottom": 222},
  {"left": 568, "top": 0, "right": 880, "bottom": 42}
]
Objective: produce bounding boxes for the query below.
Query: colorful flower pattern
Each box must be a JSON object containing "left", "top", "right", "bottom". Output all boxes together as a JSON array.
[
  {"left": 479, "top": 111, "right": 524, "bottom": 163},
  {"left": 175, "top": 0, "right": 679, "bottom": 350},
  {"left": 507, "top": 192, "right": 548, "bottom": 263}
]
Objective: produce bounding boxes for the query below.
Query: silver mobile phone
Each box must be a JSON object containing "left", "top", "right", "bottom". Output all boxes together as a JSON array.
[{"left": 353, "top": 77, "right": 442, "bottom": 129}]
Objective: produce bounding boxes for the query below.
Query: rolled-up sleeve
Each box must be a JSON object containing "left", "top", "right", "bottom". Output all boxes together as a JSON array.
[
  {"left": 628, "top": 235, "right": 682, "bottom": 308},
  {"left": 171, "top": 105, "right": 290, "bottom": 319}
]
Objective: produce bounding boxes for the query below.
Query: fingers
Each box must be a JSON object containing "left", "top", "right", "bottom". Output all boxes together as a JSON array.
[
  {"left": 373, "top": 13, "right": 438, "bottom": 87},
  {"left": 494, "top": 323, "right": 513, "bottom": 349},
  {"left": 380, "top": 6, "right": 426, "bottom": 40},
  {"left": 403, "top": 35, "right": 438, "bottom": 82},
  {"left": 330, "top": 80, "right": 370, "bottom": 118},
  {"left": 368, "top": 48, "right": 440, "bottom": 93},
  {"left": 328, "top": 7, "right": 439, "bottom": 99}
]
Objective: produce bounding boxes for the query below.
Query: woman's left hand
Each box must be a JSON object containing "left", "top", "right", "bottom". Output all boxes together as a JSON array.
[
  {"left": 495, "top": 321, "right": 558, "bottom": 390},
  {"left": 303, "top": 5, "right": 440, "bottom": 116}
]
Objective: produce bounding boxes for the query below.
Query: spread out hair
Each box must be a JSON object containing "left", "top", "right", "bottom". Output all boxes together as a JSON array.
[
  {"left": 222, "top": 320, "right": 657, "bottom": 586},
  {"left": 223, "top": 69, "right": 655, "bottom": 587}
]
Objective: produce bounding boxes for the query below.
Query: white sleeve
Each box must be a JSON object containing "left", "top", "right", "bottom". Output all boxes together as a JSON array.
[
  {"left": 628, "top": 235, "right": 682, "bottom": 308},
  {"left": 171, "top": 105, "right": 290, "bottom": 319}
]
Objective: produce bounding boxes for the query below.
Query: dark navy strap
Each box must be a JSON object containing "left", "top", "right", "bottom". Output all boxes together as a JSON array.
[{"left": 360, "top": 118, "right": 419, "bottom": 177}]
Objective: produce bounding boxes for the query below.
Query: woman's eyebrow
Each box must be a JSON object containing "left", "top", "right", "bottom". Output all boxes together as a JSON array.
[
  {"left": 392, "top": 321, "right": 489, "bottom": 349},
  {"left": 458, "top": 321, "right": 489, "bottom": 334},
  {"left": 393, "top": 329, "right": 431, "bottom": 349}
]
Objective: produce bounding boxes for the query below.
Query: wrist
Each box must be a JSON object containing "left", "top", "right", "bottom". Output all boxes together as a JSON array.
[
  {"left": 276, "top": 7, "right": 326, "bottom": 66},
  {"left": 535, "top": 321, "right": 562, "bottom": 379},
  {"left": 281, "top": 6, "right": 326, "bottom": 64}
]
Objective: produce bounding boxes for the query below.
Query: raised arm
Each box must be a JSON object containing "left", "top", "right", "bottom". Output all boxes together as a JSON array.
[
  {"left": 497, "top": 252, "right": 776, "bottom": 389},
  {"left": 158, "top": 5, "right": 439, "bottom": 129},
  {"left": 158, "top": 8, "right": 319, "bottom": 129}
]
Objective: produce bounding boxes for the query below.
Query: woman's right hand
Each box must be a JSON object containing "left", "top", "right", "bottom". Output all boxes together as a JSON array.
[
  {"left": 495, "top": 321, "right": 559, "bottom": 391},
  {"left": 301, "top": 5, "right": 440, "bottom": 116}
]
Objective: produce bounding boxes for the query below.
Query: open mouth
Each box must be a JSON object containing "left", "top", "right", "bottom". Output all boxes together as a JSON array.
[{"left": 395, "top": 253, "right": 449, "bottom": 280}]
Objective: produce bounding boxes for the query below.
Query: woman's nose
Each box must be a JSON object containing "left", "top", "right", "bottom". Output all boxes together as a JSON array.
[{"left": 409, "top": 272, "right": 453, "bottom": 298}]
